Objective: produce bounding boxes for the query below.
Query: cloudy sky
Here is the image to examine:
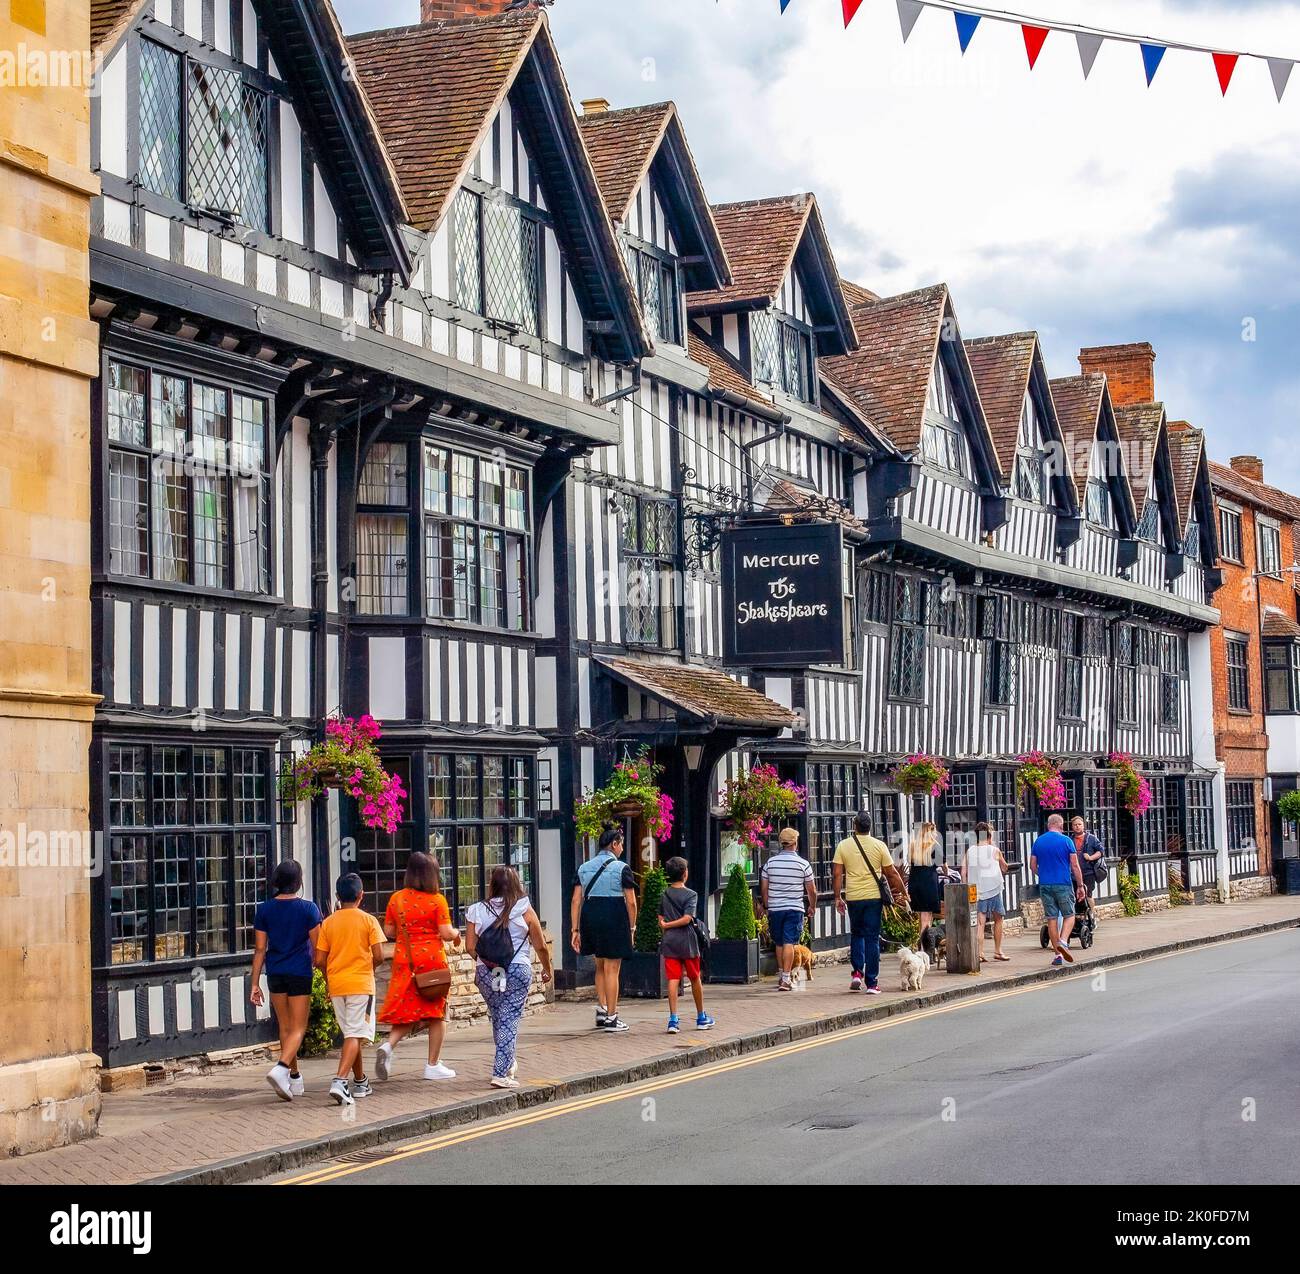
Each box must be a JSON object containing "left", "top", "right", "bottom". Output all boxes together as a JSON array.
[{"left": 334, "top": 0, "right": 1300, "bottom": 487}]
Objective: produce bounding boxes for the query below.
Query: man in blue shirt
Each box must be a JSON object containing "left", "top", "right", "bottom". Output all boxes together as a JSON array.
[{"left": 1030, "top": 814, "right": 1086, "bottom": 966}]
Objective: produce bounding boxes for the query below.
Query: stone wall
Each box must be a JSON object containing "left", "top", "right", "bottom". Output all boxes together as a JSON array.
[{"left": 0, "top": 0, "right": 103, "bottom": 1156}]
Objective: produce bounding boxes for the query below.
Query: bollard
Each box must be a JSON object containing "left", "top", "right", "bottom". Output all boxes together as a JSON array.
[{"left": 944, "top": 881, "right": 981, "bottom": 974}]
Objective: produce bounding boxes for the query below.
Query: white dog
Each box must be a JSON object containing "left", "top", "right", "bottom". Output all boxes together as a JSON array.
[{"left": 898, "top": 946, "right": 931, "bottom": 992}]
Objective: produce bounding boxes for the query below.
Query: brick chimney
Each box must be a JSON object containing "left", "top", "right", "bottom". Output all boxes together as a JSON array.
[
  {"left": 1078, "top": 342, "right": 1157, "bottom": 406},
  {"left": 421, "top": 0, "right": 544, "bottom": 21},
  {"left": 1230, "top": 455, "right": 1265, "bottom": 483},
  {"left": 580, "top": 97, "right": 610, "bottom": 116}
]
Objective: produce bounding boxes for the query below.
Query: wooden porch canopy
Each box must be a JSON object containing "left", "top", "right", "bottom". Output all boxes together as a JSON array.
[{"left": 595, "top": 656, "right": 796, "bottom": 733}]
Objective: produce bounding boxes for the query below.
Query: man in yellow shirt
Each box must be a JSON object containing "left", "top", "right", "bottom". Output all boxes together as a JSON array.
[
  {"left": 832, "top": 812, "right": 908, "bottom": 995},
  {"left": 315, "top": 873, "right": 387, "bottom": 1106}
]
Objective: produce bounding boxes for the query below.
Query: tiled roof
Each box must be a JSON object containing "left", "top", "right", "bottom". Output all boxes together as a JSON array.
[
  {"left": 1049, "top": 374, "right": 1107, "bottom": 504},
  {"left": 1209, "top": 461, "right": 1300, "bottom": 523},
  {"left": 577, "top": 102, "right": 675, "bottom": 221},
  {"left": 840, "top": 278, "right": 881, "bottom": 309},
  {"left": 820, "top": 284, "right": 949, "bottom": 454},
  {"left": 686, "top": 195, "right": 814, "bottom": 311},
  {"left": 595, "top": 657, "right": 797, "bottom": 731},
  {"left": 1166, "top": 422, "right": 1206, "bottom": 536},
  {"left": 348, "top": 11, "right": 542, "bottom": 234},
  {"left": 1262, "top": 609, "right": 1300, "bottom": 640},
  {"left": 964, "top": 333, "right": 1037, "bottom": 475},
  {"left": 91, "top": 0, "right": 143, "bottom": 51},
  {"left": 1113, "top": 402, "right": 1166, "bottom": 516},
  {"left": 762, "top": 477, "right": 866, "bottom": 534}
]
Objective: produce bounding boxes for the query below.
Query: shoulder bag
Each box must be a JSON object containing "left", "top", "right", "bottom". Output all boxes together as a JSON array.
[
  {"left": 853, "top": 834, "right": 894, "bottom": 907},
  {"left": 399, "top": 897, "right": 452, "bottom": 1002}
]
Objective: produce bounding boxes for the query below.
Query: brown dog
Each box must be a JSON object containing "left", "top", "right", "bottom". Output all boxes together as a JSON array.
[{"left": 791, "top": 945, "right": 814, "bottom": 981}]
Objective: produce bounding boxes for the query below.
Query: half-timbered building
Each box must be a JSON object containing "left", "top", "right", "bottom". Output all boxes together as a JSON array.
[{"left": 85, "top": 0, "right": 646, "bottom": 1060}]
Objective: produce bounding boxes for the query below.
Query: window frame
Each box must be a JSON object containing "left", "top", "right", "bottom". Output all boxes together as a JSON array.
[
  {"left": 617, "top": 490, "right": 681, "bottom": 651},
  {"left": 1217, "top": 504, "right": 1243, "bottom": 564},
  {"left": 102, "top": 352, "right": 273, "bottom": 598},
  {"left": 625, "top": 236, "right": 683, "bottom": 347},
  {"left": 1226, "top": 780, "right": 1257, "bottom": 852},
  {"left": 805, "top": 762, "right": 863, "bottom": 894},
  {"left": 1225, "top": 634, "right": 1252, "bottom": 714},
  {"left": 750, "top": 308, "right": 817, "bottom": 405},
  {"left": 450, "top": 182, "right": 544, "bottom": 338},
  {"left": 1058, "top": 611, "right": 1084, "bottom": 720},
  {"left": 888, "top": 575, "right": 928, "bottom": 703},
  {"left": 982, "top": 594, "right": 1018, "bottom": 709},
  {"left": 1257, "top": 516, "right": 1283, "bottom": 578},
  {"left": 99, "top": 739, "right": 273, "bottom": 970},
  {"left": 1264, "top": 640, "right": 1300, "bottom": 714}
]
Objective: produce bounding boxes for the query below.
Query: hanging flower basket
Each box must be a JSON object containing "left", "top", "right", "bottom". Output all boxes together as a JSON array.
[
  {"left": 278, "top": 714, "right": 407, "bottom": 835},
  {"left": 1016, "top": 751, "right": 1067, "bottom": 810},
  {"left": 889, "top": 753, "right": 951, "bottom": 800},
  {"left": 1108, "top": 751, "right": 1153, "bottom": 818},
  {"left": 575, "top": 747, "right": 674, "bottom": 845},
  {"left": 720, "top": 763, "right": 808, "bottom": 853}
]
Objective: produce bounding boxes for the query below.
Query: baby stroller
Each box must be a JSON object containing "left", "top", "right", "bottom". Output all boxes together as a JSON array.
[{"left": 1039, "top": 895, "right": 1095, "bottom": 950}]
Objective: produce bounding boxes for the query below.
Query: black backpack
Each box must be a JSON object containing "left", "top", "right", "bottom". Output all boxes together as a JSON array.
[{"left": 476, "top": 902, "right": 526, "bottom": 970}]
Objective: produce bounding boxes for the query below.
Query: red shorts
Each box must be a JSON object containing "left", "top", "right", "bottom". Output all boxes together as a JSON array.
[{"left": 663, "top": 957, "right": 701, "bottom": 982}]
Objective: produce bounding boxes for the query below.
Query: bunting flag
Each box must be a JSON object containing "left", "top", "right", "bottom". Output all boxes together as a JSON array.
[
  {"left": 954, "top": 11, "right": 981, "bottom": 54},
  {"left": 1076, "top": 32, "right": 1104, "bottom": 80},
  {"left": 1141, "top": 42, "right": 1166, "bottom": 86},
  {"left": 1022, "top": 24, "right": 1049, "bottom": 70},
  {"left": 774, "top": 0, "right": 1299, "bottom": 102},
  {"left": 897, "top": 0, "right": 924, "bottom": 43}
]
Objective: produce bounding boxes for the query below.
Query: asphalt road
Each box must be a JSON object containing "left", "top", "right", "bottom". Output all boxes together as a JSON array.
[{"left": 284, "top": 929, "right": 1300, "bottom": 1185}]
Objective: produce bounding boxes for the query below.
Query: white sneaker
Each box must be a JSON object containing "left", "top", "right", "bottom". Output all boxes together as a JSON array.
[
  {"left": 329, "top": 1077, "right": 353, "bottom": 1106},
  {"left": 490, "top": 1075, "right": 521, "bottom": 1089},
  {"left": 423, "top": 1062, "right": 457, "bottom": 1081},
  {"left": 375, "top": 1042, "right": 393, "bottom": 1082},
  {"left": 507, "top": 1059, "right": 518, "bottom": 1080},
  {"left": 266, "top": 1064, "right": 293, "bottom": 1102},
  {"left": 289, "top": 1073, "right": 305, "bottom": 1098}
]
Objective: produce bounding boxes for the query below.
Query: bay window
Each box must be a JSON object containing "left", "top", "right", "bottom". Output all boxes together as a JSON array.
[
  {"left": 1265, "top": 642, "right": 1300, "bottom": 713},
  {"left": 105, "top": 358, "right": 270, "bottom": 593}
]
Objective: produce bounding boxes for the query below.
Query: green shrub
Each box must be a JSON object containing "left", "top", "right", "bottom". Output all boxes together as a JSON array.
[
  {"left": 1118, "top": 871, "right": 1142, "bottom": 918},
  {"left": 716, "top": 863, "right": 757, "bottom": 941},
  {"left": 300, "top": 969, "right": 340, "bottom": 1057},
  {"left": 881, "top": 906, "right": 921, "bottom": 952},
  {"left": 634, "top": 865, "right": 668, "bottom": 953},
  {"left": 1278, "top": 790, "right": 1300, "bottom": 826}
]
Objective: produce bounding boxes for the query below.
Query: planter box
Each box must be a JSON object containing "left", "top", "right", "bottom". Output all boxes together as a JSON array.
[
  {"left": 706, "top": 938, "right": 760, "bottom": 984},
  {"left": 619, "top": 951, "right": 668, "bottom": 999}
]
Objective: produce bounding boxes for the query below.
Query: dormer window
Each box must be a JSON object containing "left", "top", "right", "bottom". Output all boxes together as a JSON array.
[
  {"left": 922, "top": 358, "right": 968, "bottom": 477},
  {"left": 1138, "top": 494, "right": 1161, "bottom": 544},
  {"left": 751, "top": 310, "right": 814, "bottom": 404},
  {"left": 1012, "top": 396, "right": 1048, "bottom": 504},
  {"left": 627, "top": 245, "right": 681, "bottom": 345},
  {"left": 452, "top": 187, "right": 541, "bottom": 337},
  {"left": 137, "top": 39, "right": 270, "bottom": 232},
  {"left": 1184, "top": 517, "right": 1201, "bottom": 561},
  {"left": 1085, "top": 479, "right": 1113, "bottom": 528}
]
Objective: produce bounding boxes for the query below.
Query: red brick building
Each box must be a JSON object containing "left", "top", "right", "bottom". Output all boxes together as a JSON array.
[{"left": 1208, "top": 456, "right": 1300, "bottom": 887}]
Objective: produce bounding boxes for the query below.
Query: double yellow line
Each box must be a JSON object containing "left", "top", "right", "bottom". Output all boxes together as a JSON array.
[
  {"left": 278, "top": 930, "right": 1280, "bottom": 1186},
  {"left": 279, "top": 975, "right": 1079, "bottom": 1185}
]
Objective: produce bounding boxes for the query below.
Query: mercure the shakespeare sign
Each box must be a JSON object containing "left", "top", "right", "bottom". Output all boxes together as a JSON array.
[{"left": 721, "top": 522, "right": 845, "bottom": 667}]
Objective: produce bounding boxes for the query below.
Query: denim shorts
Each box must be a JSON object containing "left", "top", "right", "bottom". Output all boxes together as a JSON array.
[
  {"left": 1040, "top": 883, "right": 1076, "bottom": 922},
  {"left": 977, "top": 894, "right": 1005, "bottom": 918},
  {"left": 768, "top": 909, "right": 805, "bottom": 947}
]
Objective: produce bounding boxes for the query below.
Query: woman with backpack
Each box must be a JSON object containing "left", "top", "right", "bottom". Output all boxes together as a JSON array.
[
  {"left": 375, "top": 852, "right": 460, "bottom": 1083},
  {"left": 465, "top": 865, "right": 552, "bottom": 1089}
]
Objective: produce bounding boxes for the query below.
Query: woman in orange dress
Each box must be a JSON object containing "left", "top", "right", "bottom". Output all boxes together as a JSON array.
[{"left": 376, "top": 852, "right": 460, "bottom": 1082}]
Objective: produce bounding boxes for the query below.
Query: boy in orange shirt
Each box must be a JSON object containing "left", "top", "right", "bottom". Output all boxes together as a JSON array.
[{"left": 315, "top": 873, "right": 387, "bottom": 1106}]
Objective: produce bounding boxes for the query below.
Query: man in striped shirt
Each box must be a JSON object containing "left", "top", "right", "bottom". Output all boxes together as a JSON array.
[{"left": 761, "top": 828, "right": 818, "bottom": 991}]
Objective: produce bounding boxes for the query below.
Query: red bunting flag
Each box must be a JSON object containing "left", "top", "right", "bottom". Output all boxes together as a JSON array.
[
  {"left": 1022, "top": 25, "right": 1050, "bottom": 70},
  {"left": 1212, "top": 51, "right": 1239, "bottom": 95},
  {"left": 843, "top": 0, "right": 865, "bottom": 27}
]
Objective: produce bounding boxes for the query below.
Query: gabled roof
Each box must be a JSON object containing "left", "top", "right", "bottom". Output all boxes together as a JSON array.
[
  {"left": 1050, "top": 373, "right": 1139, "bottom": 533},
  {"left": 577, "top": 102, "right": 730, "bottom": 292},
  {"left": 348, "top": 9, "right": 648, "bottom": 361},
  {"left": 1209, "top": 461, "right": 1300, "bottom": 524},
  {"left": 595, "top": 656, "right": 797, "bottom": 731},
  {"left": 95, "top": 2, "right": 412, "bottom": 276},
  {"left": 1262, "top": 609, "right": 1300, "bottom": 640},
  {"left": 1166, "top": 422, "right": 1208, "bottom": 536},
  {"left": 963, "top": 333, "right": 1037, "bottom": 474},
  {"left": 840, "top": 278, "right": 881, "bottom": 310},
  {"left": 686, "top": 194, "right": 857, "bottom": 356},
  {"left": 1113, "top": 402, "right": 1169, "bottom": 518},
  {"left": 821, "top": 282, "right": 1000, "bottom": 486}
]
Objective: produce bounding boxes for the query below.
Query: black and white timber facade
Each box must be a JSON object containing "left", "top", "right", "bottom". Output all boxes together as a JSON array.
[{"left": 82, "top": 0, "right": 1227, "bottom": 1061}]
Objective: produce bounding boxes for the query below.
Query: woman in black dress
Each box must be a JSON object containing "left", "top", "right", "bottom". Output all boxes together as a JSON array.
[
  {"left": 569, "top": 825, "right": 638, "bottom": 1033},
  {"left": 908, "top": 821, "right": 942, "bottom": 936}
]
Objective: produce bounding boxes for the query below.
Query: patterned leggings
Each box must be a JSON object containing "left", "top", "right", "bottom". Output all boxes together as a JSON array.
[{"left": 474, "top": 962, "right": 533, "bottom": 1078}]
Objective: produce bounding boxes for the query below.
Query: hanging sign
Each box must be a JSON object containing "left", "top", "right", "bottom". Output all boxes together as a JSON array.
[{"left": 721, "top": 522, "right": 845, "bottom": 668}]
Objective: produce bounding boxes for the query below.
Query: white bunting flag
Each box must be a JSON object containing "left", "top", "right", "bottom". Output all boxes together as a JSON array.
[
  {"left": 1268, "top": 58, "right": 1295, "bottom": 102},
  {"left": 1076, "top": 33, "right": 1104, "bottom": 79},
  {"left": 897, "top": 0, "right": 924, "bottom": 43}
]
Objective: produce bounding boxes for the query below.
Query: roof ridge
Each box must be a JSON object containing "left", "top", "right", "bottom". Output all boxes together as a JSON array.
[
  {"left": 710, "top": 193, "right": 811, "bottom": 212},
  {"left": 348, "top": 8, "right": 539, "bottom": 41}
]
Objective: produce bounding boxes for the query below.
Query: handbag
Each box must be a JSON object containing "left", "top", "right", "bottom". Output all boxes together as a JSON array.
[
  {"left": 399, "top": 899, "right": 452, "bottom": 1002},
  {"left": 853, "top": 834, "right": 894, "bottom": 907}
]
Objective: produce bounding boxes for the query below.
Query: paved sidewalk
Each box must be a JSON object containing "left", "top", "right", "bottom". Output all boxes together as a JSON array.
[{"left": 3, "top": 893, "right": 1297, "bottom": 1185}]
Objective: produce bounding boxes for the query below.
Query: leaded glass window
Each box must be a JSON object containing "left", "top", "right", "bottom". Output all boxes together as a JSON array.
[
  {"left": 620, "top": 493, "right": 679, "bottom": 648},
  {"left": 889, "top": 576, "right": 927, "bottom": 701},
  {"left": 139, "top": 40, "right": 182, "bottom": 201},
  {"left": 185, "top": 62, "right": 268, "bottom": 230},
  {"left": 1059, "top": 612, "right": 1083, "bottom": 719}
]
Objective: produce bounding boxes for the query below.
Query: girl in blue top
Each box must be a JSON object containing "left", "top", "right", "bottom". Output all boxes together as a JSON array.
[{"left": 250, "top": 859, "right": 322, "bottom": 1101}]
